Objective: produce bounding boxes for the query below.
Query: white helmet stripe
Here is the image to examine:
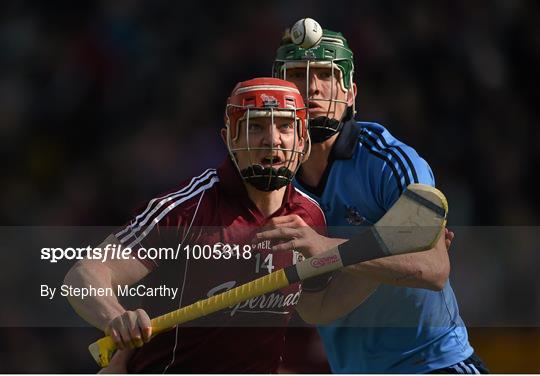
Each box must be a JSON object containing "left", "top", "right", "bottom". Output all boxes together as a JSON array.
[{"left": 234, "top": 85, "right": 300, "bottom": 95}]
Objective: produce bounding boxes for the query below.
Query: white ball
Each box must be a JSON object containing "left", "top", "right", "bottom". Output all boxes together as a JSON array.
[{"left": 290, "top": 18, "right": 323, "bottom": 49}]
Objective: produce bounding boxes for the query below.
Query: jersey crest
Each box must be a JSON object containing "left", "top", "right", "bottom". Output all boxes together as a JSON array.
[{"left": 345, "top": 206, "right": 368, "bottom": 226}]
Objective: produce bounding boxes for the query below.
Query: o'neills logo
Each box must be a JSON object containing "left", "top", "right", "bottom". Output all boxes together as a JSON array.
[{"left": 310, "top": 254, "right": 339, "bottom": 268}]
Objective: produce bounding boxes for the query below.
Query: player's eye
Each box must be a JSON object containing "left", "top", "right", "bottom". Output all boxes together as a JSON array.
[
  {"left": 288, "top": 71, "right": 306, "bottom": 79},
  {"left": 319, "top": 71, "right": 332, "bottom": 80},
  {"left": 279, "top": 122, "right": 294, "bottom": 132},
  {"left": 248, "top": 123, "right": 262, "bottom": 133}
]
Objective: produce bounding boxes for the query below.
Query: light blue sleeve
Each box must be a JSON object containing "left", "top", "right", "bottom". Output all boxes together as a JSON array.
[{"left": 378, "top": 144, "right": 435, "bottom": 211}]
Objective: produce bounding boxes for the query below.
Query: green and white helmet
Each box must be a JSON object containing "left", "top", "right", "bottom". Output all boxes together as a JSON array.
[
  {"left": 273, "top": 27, "right": 355, "bottom": 142},
  {"left": 273, "top": 28, "right": 354, "bottom": 91}
]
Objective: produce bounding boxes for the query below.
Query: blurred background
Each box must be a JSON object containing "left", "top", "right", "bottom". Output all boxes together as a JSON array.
[{"left": 1, "top": 0, "right": 540, "bottom": 373}]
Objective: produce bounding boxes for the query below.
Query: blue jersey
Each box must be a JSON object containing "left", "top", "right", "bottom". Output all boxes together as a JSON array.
[{"left": 294, "top": 121, "right": 473, "bottom": 373}]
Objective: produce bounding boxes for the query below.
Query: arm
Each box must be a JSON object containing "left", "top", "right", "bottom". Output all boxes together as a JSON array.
[
  {"left": 296, "top": 270, "right": 379, "bottom": 325},
  {"left": 296, "top": 230, "right": 453, "bottom": 324},
  {"left": 346, "top": 228, "right": 451, "bottom": 291},
  {"left": 257, "top": 216, "right": 453, "bottom": 323},
  {"left": 297, "top": 231, "right": 452, "bottom": 324},
  {"left": 260, "top": 215, "right": 452, "bottom": 290},
  {"left": 64, "top": 234, "right": 152, "bottom": 349},
  {"left": 362, "top": 147, "right": 451, "bottom": 290}
]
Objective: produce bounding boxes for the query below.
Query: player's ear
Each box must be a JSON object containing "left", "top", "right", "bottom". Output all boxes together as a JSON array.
[
  {"left": 297, "top": 133, "right": 305, "bottom": 152},
  {"left": 220, "top": 128, "right": 228, "bottom": 145},
  {"left": 347, "top": 83, "right": 357, "bottom": 107},
  {"left": 300, "top": 130, "right": 311, "bottom": 163}
]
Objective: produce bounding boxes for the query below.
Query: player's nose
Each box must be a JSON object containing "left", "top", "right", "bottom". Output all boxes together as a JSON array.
[
  {"left": 307, "top": 72, "right": 320, "bottom": 96},
  {"left": 262, "top": 124, "right": 282, "bottom": 146}
]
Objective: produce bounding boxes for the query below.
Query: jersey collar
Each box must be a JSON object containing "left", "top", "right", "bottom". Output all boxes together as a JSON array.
[
  {"left": 217, "top": 157, "right": 300, "bottom": 219},
  {"left": 295, "top": 118, "right": 361, "bottom": 197},
  {"left": 329, "top": 118, "right": 360, "bottom": 161}
]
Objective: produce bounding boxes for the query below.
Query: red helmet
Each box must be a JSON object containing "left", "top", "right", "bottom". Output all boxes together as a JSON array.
[
  {"left": 224, "top": 77, "right": 310, "bottom": 191},
  {"left": 225, "top": 77, "right": 307, "bottom": 140}
]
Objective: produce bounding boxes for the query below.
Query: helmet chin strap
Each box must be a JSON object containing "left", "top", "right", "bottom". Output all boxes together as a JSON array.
[
  {"left": 240, "top": 165, "right": 294, "bottom": 191},
  {"left": 309, "top": 116, "right": 344, "bottom": 143},
  {"left": 308, "top": 107, "right": 353, "bottom": 143}
]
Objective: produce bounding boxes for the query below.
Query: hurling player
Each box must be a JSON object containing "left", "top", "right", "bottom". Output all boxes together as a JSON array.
[
  {"left": 257, "top": 23, "right": 489, "bottom": 373},
  {"left": 65, "top": 78, "right": 326, "bottom": 373}
]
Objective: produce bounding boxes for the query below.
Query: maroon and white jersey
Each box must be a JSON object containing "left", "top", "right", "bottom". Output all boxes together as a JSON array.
[{"left": 114, "top": 157, "right": 326, "bottom": 373}]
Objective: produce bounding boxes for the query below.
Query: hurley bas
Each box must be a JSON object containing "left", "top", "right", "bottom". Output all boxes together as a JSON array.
[{"left": 41, "top": 284, "right": 178, "bottom": 300}]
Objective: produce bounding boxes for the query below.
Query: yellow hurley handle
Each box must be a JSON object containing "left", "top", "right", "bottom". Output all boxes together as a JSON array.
[{"left": 89, "top": 269, "right": 290, "bottom": 367}]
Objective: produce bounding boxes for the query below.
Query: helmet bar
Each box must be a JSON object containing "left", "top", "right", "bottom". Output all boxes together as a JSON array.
[
  {"left": 273, "top": 26, "right": 356, "bottom": 142},
  {"left": 227, "top": 106, "right": 304, "bottom": 191},
  {"left": 224, "top": 77, "right": 310, "bottom": 191}
]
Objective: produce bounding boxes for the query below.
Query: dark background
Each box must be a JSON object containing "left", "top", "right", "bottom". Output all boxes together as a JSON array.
[{"left": 1, "top": 0, "right": 539, "bottom": 373}]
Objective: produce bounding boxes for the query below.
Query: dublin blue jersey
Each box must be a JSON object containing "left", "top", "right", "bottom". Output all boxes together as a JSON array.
[{"left": 294, "top": 120, "right": 473, "bottom": 373}]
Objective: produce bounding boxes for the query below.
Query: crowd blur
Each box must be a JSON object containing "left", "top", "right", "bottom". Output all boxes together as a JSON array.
[
  {"left": 3, "top": 0, "right": 540, "bottom": 227},
  {"left": 1, "top": 0, "right": 539, "bottom": 372}
]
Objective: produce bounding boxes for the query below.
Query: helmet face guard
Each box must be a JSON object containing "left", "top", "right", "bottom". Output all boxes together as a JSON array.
[
  {"left": 225, "top": 78, "right": 310, "bottom": 192},
  {"left": 273, "top": 29, "right": 355, "bottom": 143}
]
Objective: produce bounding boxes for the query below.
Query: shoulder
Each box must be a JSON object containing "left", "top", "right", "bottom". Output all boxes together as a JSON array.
[
  {"left": 350, "top": 122, "right": 435, "bottom": 214},
  {"left": 291, "top": 187, "right": 326, "bottom": 227},
  {"left": 115, "top": 168, "right": 219, "bottom": 247},
  {"left": 355, "top": 122, "right": 435, "bottom": 190},
  {"left": 143, "top": 168, "right": 220, "bottom": 219},
  {"left": 170, "top": 168, "right": 221, "bottom": 215}
]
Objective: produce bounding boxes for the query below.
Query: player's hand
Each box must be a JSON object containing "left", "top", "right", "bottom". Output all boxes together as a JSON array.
[
  {"left": 257, "top": 214, "right": 345, "bottom": 258},
  {"left": 105, "top": 309, "right": 152, "bottom": 350},
  {"left": 444, "top": 228, "right": 455, "bottom": 250}
]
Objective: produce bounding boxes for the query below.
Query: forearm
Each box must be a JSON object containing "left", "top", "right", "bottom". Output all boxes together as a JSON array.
[
  {"left": 295, "top": 289, "right": 325, "bottom": 324},
  {"left": 296, "top": 271, "right": 379, "bottom": 324},
  {"left": 349, "top": 254, "right": 432, "bottom": 288},
  {"left": 64, "top": 234, "right": 151, "bottom": 330},
  {"left": 64, "top": 261, "right": 126, "bottom": 330},
  {"left": 348, "top": 237, "right": 450, "bottom": 290}
]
